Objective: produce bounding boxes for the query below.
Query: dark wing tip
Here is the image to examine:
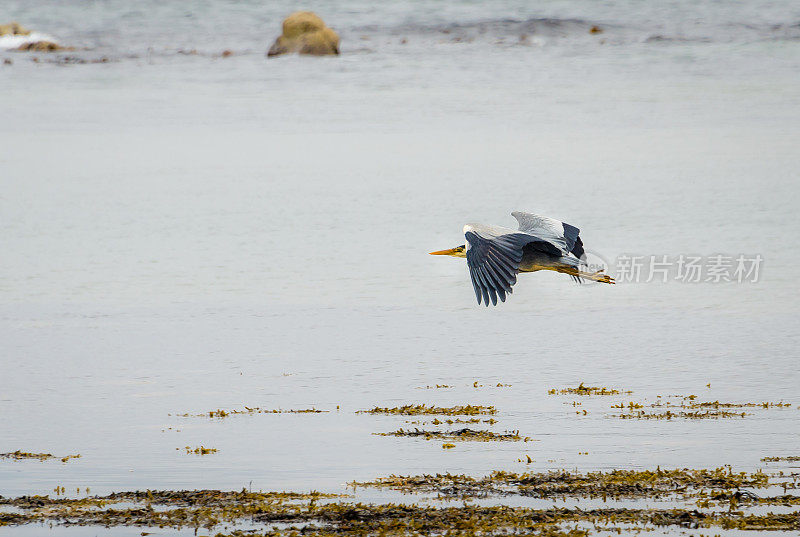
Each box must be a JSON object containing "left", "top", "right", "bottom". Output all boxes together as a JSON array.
[
  {"left": 465, "top": 230, "right": 527, "bottom": 307},
  {"left": 469, "top": 271, "right": 482, "bottom": 305}
]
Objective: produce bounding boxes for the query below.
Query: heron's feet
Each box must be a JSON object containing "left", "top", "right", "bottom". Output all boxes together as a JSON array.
[{"left": 579, "top": 268, "right": 616, "bottom": 284}]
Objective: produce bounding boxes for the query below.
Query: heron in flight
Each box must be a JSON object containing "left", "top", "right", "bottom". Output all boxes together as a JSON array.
[{"left": 430, "top": 211, "right": 614, "bottom": 306}]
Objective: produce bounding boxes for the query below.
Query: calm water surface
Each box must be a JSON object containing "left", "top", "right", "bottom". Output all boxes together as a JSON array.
[{"left": 1, "top": 0, "right": 799, "bottom": 530}]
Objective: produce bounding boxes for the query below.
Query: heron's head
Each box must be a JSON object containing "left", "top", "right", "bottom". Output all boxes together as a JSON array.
[{"left": 429, "top": 245, "right": 466, "bottom": 258}]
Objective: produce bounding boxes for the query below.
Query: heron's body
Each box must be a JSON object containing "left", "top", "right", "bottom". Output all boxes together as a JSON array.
[
  {"left": 431, "top": 212, "right": 614, "bottom": 306},
  {"left": 518, "top": 250, "right": 571, "bottom": 273}
]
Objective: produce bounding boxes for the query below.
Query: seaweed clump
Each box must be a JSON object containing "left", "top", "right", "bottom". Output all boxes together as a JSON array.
[
  {"left": 0, "top": 451, "right": 80, "bottom": 463},
  {"left": 548, "top": 383, "right": 628, "bottom": 396},
  {"left": 696, "top": 490, "right": 800, "bottom": 508},
  {"left": 5, "top": 498, "right": 798, "bottom": 534},
  {"left": 177, "top": 407, "right": 328, "bottom": 418},
  {"left": 184, "top": 446, "right": 218, "bottom": 455},
  {"left": 358, "top": 404, "right": 496, "bottom": 416},
  {"left": 1, "top": 479, "right": 798, "bottom": 534},
  {"left": 354, "top": 467, "right": 773, "bottom": 499},
  {"left": 0, "top": 488, "right": 342, "bottom": 530},
  {"left": 616, "top": 409, "right": 747, "bottom": 420},
  {"left": 405, "top": 417, "right": 498, "bottom": 426},
  {"left": 692, "top": 401, "right": 791, "bottom": 409},
  {"left": 374, "top": 428, "right": 530, "bottom": 442},
  {"left": 612, "top": 399, "right": 792, "bottom": 420},
  {"left": 0, "top": 451, "right": 55, "bottom": 461}
]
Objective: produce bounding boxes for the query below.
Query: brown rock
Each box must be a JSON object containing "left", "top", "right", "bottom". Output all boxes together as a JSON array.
[
  {"left": 16, "top": 41, "right": 62, "bottom": 52},
  {"left": 3, "top": 22, "right": 67, "bottom": 51},
  {"left": 267, "top": 11, "right": 339, "bottom": 57},
  {"left": 0, "top": 22, "right": 30, "bottom": 36},
  {"left": 589, "top": 25, "right": 603, "bottom": 34}
]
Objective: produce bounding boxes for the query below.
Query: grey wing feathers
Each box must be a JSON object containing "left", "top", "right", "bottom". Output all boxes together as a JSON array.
[
  {"left": 512, "top": 211, "right": 585, "bottom": 260},
  {"left": 464, "top": 227, "right": 530, "bottom": 306}
]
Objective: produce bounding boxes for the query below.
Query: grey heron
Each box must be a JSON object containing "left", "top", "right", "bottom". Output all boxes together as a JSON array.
[{"left": 430, "top": 211, "right": 614, "bottom": 306}]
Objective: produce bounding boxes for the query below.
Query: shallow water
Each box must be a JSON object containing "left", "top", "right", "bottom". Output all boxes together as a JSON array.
[{"left": 1, "top": 0, "right": 799, "bottom": 534}]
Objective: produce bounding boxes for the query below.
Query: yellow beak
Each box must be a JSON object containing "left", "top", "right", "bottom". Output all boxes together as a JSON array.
[{"left": 429, "top": 248, "right": 460, "bottom": 256}]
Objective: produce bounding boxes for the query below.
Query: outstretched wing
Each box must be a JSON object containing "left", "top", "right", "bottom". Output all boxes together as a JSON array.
[
  {"left": 464, "top": 224, "right": 531, "bottom": 306},
  {"left": 511, "top": 211, "right": 585, "bottom": 260}
]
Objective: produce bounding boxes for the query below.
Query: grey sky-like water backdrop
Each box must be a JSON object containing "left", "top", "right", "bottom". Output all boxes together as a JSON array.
[{"left": 1, "top": 0, "right": 799, "bottom": 517}]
